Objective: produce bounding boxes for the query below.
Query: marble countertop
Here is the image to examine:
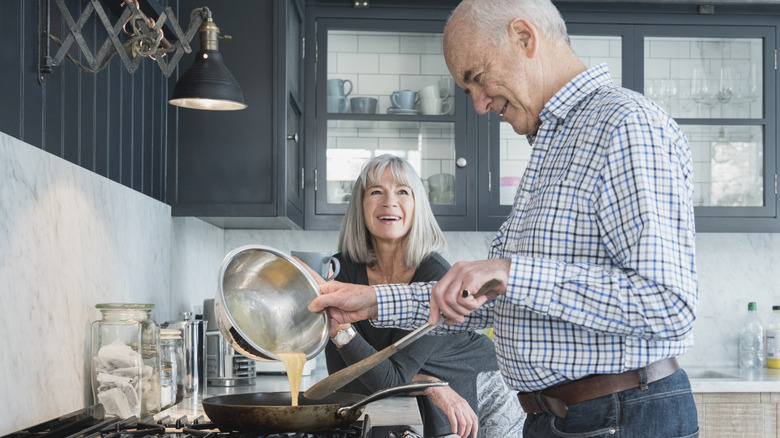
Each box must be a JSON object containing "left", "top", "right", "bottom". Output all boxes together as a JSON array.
[{"left": 685, "top": 366, "right": 780, "bottom": 392}]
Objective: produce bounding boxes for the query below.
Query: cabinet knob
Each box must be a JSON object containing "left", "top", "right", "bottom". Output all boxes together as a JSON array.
[
  {"left": 287, "top": 133, "right": 299, "bottom": 142},
  {"left": 456, "top": 157, "right": 467, "bottom": 168}
]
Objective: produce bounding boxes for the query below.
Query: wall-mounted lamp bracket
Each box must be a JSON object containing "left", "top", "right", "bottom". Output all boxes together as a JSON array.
[{"left": 38, "top": 0, "right": 205, "bottom": 83}]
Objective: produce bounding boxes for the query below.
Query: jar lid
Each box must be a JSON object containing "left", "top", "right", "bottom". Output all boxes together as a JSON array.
[
  {"left": 96, "top": 303, "right": 155, "bottom": 310},
  {"left": 161, "top": 328, "right": 181, "bottom": 339}
]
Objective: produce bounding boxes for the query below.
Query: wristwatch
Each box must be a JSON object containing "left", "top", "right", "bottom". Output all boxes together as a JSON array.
[{"left": 332, "top": 326, "right": 357, "bottom": 347}]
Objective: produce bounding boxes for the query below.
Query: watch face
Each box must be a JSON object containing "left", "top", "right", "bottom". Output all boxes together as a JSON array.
[{"left": 334, "top": 328, "right": 355, "bottom": 346}]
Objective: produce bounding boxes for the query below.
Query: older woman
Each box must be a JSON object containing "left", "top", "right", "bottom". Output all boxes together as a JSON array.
[{"left": 323, "top": 154, "right": 524, "bottom": 438}]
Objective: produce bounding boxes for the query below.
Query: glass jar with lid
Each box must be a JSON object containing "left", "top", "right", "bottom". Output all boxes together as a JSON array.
[
  {"left": 91, "top": 303, "right": 161, "bottom": 418},
  {"left": 160, "top": 328, "right": 185, "bottom": 409}
]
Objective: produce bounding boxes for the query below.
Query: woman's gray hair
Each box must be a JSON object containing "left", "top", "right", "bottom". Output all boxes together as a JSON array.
[
  {"left": 338, "top": 154, "right": 446, "bottom": 269},
  {"left": 451, "top": 0, "right": 569, "bottom": 48}
]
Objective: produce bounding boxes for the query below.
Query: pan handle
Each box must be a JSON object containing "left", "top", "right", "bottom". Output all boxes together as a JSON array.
[{"left": 335, "top": 380, "right": 448, "bottom": 418}]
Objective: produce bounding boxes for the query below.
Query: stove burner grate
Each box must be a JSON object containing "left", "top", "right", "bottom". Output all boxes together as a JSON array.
[{"left": 1, "top": 405, "right": 420, "bottom": 438}]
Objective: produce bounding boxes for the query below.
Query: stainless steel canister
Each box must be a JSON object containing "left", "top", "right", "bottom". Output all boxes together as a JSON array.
[{"left": 163, "top": 313, "right": 205, "bottom": 397}]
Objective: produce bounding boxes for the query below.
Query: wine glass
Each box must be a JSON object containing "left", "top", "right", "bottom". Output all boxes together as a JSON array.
[
  {"left": 659, "top": 79, "right": 678, "bottom": 115},
  {"left": 691, "top": 66, "right": 714, "bottom": 116},
  {"left": 716, "top": 66, "right": 734, "bottom": 105}
]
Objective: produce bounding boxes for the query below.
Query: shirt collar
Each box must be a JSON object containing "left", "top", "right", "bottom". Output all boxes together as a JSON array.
[{"left": 541, "top": 63, "right": 613, "bottom": 124}]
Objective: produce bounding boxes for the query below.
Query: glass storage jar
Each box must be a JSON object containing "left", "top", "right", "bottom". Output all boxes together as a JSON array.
[
  {"left": 91, "top": 303, "right": 161, "bottom": 419},
  {"left": 160, "top": 328, "right": 185, "bottom": 409}
]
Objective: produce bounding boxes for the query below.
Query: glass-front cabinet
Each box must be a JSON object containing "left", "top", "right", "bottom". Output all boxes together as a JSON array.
[
  {"left": 306, "top": 16, "right": 477, "bottom": 230},
  {"left": 642, "top": 29, "right": 774, "bottom": 228},
  {"left": 483, "top": 17, "right": 777, "bottom": 232}
]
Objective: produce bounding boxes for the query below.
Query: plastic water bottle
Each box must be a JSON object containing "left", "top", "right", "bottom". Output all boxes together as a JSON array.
[
  {"left": 765, "top": 305, "right": 780, "bottom": 369},
  {"left": 739, "top": 302, "right": 765, "bottom": 369}
]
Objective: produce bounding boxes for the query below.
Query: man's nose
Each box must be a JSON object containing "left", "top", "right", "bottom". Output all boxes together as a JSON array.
[{"left": 471, "top": 90, "right": 492, "bottom": 115}]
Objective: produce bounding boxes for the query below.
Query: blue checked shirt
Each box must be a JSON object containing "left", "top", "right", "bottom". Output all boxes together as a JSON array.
[{"left": 373, "top": 64, "right": 698, "bottom": 392}]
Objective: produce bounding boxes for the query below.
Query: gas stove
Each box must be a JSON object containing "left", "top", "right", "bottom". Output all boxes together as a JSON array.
[{"left": 0, "top": 405, "right": 421, "bottom": 438}]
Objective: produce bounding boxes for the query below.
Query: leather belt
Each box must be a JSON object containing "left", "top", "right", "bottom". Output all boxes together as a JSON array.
[{"left": 517, "top": 357, "right": 680, "bottom": 418}]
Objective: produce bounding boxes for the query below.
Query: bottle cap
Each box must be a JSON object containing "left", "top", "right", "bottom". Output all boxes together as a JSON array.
[
  {"left": 773, "top": 305, "right": 780, "bottom": 311},
  {"left": 748, "top": 302, "right": 757, "bottom": 311}
]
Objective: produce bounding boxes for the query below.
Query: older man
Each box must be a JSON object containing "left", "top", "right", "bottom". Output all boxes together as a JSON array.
[{"left": 310, "top": 0, "right": 698, "bottom": 436}]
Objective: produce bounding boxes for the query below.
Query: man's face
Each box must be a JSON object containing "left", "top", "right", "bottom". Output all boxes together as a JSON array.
[{"left": 443, "top": 19, "right": 543, "bottom": 135}]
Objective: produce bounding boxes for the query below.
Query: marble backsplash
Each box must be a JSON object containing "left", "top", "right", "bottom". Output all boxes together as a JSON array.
[{"left": 2, "top": 130, "right": 780, "bottom": 434}]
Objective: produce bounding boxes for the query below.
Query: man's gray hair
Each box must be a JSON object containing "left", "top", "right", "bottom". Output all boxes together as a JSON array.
[
  {"left": 338, "top": 154, "right": 446, "bottom": 269},
  {"left": 450, "top": 0, "right": 569, "bottom": 47}
]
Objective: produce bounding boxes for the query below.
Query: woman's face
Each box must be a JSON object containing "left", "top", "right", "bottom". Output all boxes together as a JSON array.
[{"left": 362, "top": 167, "right": 415, "bottom": 246}]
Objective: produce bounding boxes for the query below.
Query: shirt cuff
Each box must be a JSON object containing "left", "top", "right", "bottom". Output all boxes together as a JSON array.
[{"left": 505, "top": 256, "right": 560, "bottom": 313}]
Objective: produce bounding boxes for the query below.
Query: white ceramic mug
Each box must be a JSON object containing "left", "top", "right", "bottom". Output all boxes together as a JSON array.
[
  {"left": 420, "top": 85, "right": 441, "bottom": 101},
  {"left": 438, "top": 78, "right": 455, "bottom": 99},
  {"left": 442, "top": 96, "right": 455, "bottom": 115},
  {"left": 291, "top": 251, "right": 341, "bottom": 281},
  {"left": 421, "top": 97, "right": 453, "bottom": 115}
]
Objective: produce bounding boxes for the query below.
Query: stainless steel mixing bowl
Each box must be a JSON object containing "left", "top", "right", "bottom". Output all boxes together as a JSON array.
[{"left": 215, "top": 245, "right": 329, "bottom": 361}]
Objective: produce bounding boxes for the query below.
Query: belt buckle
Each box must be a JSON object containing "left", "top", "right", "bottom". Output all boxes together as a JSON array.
[{"left": 534, "top": 392, "right": 568, "bottom": 418}]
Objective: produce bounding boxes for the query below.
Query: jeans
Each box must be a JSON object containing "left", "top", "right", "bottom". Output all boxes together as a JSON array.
[{"left": 522, "top": 369, "right": 698, "bottom": 437}]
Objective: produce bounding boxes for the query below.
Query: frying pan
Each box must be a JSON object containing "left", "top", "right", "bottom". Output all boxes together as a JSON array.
[{"left": 202, "top": 381, "right": 447, "bottom": 433}]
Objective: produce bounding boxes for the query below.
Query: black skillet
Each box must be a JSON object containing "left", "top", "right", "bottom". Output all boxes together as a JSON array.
[{"left": 201, "top": 381, "right": 447, "bottom": 433}]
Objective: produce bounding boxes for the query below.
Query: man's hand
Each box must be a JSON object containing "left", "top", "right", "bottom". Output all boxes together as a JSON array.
[
  {"left": 429, "top": 259, "right": 510, "bottom": 325},
  {"left": 308, "top": 281, "right": 379, "bottom": 333}
]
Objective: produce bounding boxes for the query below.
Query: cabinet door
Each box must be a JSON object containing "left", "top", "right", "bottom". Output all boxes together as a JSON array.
[
  {"left": 169, "top": 0, "right": 276, "bottom": 219},
  {"left": 306, "top": 17, "right": 477, "bottom": 230},
  {"left": 281, "top": 0, "right": 305, "bottom": 226},
  {"left": 638, "top": 26, "right": 776, "bottom": 232}
]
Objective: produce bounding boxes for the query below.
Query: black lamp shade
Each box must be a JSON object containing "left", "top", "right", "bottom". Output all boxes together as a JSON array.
[{"left": 169, "top": 50, "right": 247, "bottom": 111}]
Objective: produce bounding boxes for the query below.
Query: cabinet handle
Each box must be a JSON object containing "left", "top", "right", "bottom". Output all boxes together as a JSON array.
[
  {"left": 456, "top": 157, "right": 467, "bottom": 168},
  {"left": 287, "top": 133, "right": 299, "bottom": 142}
]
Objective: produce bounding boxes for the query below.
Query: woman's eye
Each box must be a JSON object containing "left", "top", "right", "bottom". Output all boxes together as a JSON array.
[
  {"left": 398, "top": 189, "right": 410, "bottom": 195},
  {"left": 369, "top": 189, "right": 382, "bottom": 195}
]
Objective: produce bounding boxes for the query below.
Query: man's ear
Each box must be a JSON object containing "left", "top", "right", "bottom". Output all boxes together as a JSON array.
[{"left": 508, "top": 18, "right": 538, "bottom": 58}]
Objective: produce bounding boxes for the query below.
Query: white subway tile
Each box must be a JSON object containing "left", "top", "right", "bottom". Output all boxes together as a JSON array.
[
  {"left": 379, "top": 54, "right": 421, "bottom": 75},
  {"left": 358, "top": 74, "right": 401, "bottom": 96},
  {"left": 359, "top": 35, "right": 400, "bottom": 53},
  {"left": 420, "top": 159, "right": 443, "bottom": 178},
  {"left": 338, "top": 135, "right": 379, "bottom": 150},
  {"left": 400, "top": 35, "right": 443, "bottom": 55},
  {"left": 358, "top": 128, "right": 401, "bottom": 138},
  {"left": 420, "top": 54, "right": 450, "bottom": 75},
  {"left": 378, "top": 137, "right": 420, "bottom": 151},
  {"left": 338, "top": 53, "right": 379, "bottom": 74},
  {"left": 400, "top": 75, "right": 440, "bottom": 93},
  {"left": 422, "top": 138, "right": 455, "bottom": 159},
  {"left": 505, "top": 138, "right": 532, "bottom": 160},
  {"left": 328, "top": 34, "right": 358, "bottom": 52}
]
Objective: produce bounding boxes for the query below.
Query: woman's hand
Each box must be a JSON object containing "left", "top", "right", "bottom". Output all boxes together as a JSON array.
[{"left": 427, "top": 383, "right": 479, "bottom": 438}]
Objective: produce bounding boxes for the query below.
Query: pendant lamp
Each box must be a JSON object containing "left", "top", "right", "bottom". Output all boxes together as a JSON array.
[{"left": 169, "top": 11, "right": 246, "bottom": 111}]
